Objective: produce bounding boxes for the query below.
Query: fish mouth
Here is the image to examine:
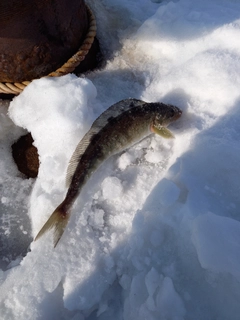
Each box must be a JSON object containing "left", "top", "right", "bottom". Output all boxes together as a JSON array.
[{"left": 174, "top": 108, "right": 182, "bottom": 120}]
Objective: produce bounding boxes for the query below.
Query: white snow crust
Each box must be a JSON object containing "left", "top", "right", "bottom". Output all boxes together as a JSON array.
[{"left": 1, "top": 0, "right": 240, "bottom": 319}]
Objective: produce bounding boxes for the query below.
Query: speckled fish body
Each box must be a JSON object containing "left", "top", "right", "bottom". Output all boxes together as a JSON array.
[{"left": 35, "top": 99, "right": 182, "bottom": 247}]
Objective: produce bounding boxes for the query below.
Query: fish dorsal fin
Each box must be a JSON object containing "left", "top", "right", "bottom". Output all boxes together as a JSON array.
[
  {"left": 66, "top": 99, "right": 146, "bottom": 187},
  {"left": 92, "top": 98, "right": 146, "bottom": 129}
]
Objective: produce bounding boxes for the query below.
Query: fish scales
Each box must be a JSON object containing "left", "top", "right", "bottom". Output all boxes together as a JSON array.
[
  {"left": 65, "top": 99, "right": 150, "bottom": 188},
  {"left": 35, "top": 99, "right": 182, "bottom": 247},
  {"left": 65, "top": 108, "right": 153, "bottom": 203}
]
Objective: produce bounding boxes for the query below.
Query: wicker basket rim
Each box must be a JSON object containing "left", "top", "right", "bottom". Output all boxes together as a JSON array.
[{"left": 0, "top": 5, "right": 96, "bottom": 95}]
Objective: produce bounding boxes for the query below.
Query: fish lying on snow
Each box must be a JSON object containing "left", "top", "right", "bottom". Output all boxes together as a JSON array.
[{"left": 35, "top": 99, "right": 182, "bottom": 247}]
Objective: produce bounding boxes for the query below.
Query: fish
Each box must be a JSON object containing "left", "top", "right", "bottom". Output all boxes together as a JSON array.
[{"left": 34, "top": 98, "right": 182, "bottom": 247}]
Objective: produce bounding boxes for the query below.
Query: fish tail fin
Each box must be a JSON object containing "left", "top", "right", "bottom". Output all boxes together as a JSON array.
[{"left": 34, "top": 203, "right": 70, "bottom": 247}]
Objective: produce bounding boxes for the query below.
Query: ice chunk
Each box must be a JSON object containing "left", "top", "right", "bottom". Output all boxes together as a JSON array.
[
  {"left": 150, "top": 230, "right": 164, "bottom": 247},
  {"left": 129, "top": 273, "right": 148, "bottom": 308},
  {"left": 192, "top": 212, "right": 240, "bottom": 281},
  {"left": 119, "top": 274, "right": 131, "bottom": 290},
  {"left": 157, "top": 178, "right": 180, "bottom": 207},
  {"left": 145, "top": 267, "right": 160, "bottom": 296},
  {"left": 156, "top": 277, "right": 186, "bottom": 319}
]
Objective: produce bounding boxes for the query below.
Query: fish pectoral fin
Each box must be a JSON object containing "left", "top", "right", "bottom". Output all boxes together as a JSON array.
[{"left": 151, "top": 125, "right": 175, "bottom": 139}]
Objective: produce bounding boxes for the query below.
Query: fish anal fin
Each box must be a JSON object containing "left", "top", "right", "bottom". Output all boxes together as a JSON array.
[
  {"left": 34, "top": 203, "right": 70, "bottom": 247},
  {"left": 151, "top": 126, "right": 175, "bottom": 139}
]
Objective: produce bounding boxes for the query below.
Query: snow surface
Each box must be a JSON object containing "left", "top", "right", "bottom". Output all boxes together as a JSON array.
[{"left": 1, "top": 0, "right": 240, "bottom": 319}]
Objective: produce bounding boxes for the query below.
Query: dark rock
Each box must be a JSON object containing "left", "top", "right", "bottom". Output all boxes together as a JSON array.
[{"left": 12, "top": 133, "right": 39, "bottom": 178}]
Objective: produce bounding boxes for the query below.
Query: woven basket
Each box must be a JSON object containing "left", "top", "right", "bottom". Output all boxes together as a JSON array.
[{"left": 0, "top": 5, "right": 96, "bottom": 95}]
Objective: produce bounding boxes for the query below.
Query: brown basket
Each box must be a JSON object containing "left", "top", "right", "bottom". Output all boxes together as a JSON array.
[{"left": 0, "top": 5, "right": 96, "bottom": 95}]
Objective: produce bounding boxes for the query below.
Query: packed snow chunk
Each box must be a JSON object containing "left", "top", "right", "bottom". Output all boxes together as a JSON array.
[
  {"left": 119, "top": 274, "right": 131, "bottom": 290},
  {"left": 101, "top": 176, "right": 123, "bottom": 200},
  {"left": 63, "top": 263, "right": 116, "bottom": 311},
  {"left": 150, "top": 229, "right": 164, "bottom": 247},
  {"left": 145, "top": 149, "right": 165, "bottom": 164},
  {"left": 192, "top": 212, "right": 240, "bottom": 281},
  {"left": 8, "top": 74, "right": 97, "bottom": 158},
  {"left": 145, "top": 137, "right": 173, "bottom": 164},
  {"left": 129, "top": 272, "right": 148, "bottom": 311},
  {"left": 156, "top": 277, "right": 186, "bottom": 320},
  {"left": 157, "top": 178, "right": 180, "bottom": 207},
  {"left": 145, "top": 267, "right": 161, "bottom": 296},
  {"left": 117, "top": 151, "right": 135, "bottom": 170},
  {"left": 88, "top": 208, "right": 105, "bottom": 229}
]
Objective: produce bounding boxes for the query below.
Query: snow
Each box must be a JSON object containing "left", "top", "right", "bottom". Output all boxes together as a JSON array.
[
  {"left": 1, "top": 0, "right": 240, "bottom": 319},
  {"left": 192, "top": 212, "right": 240, "bottom": 281}
]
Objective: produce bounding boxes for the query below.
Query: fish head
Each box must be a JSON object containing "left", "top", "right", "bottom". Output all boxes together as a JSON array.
[
  {"left": 149, "top": 103, "right": 182, "bottom": 139},
  {"left": 152, "top": 103, "right": 182, "bottom": 128}
]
